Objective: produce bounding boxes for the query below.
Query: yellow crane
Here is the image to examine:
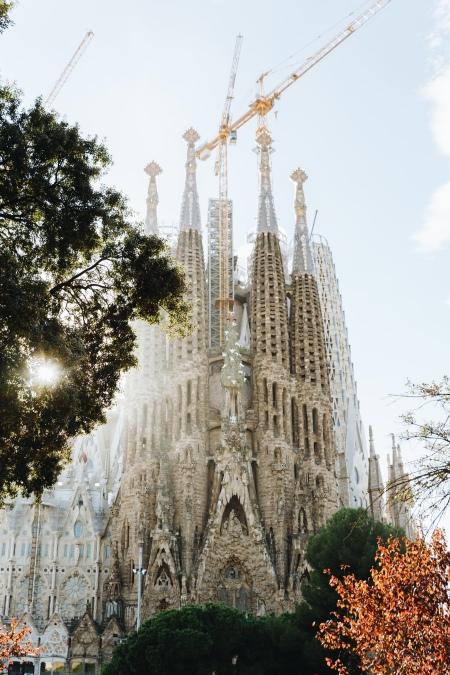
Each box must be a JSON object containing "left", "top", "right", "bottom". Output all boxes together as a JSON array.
[
  {"left": 198, "top": 0, "right": 392, "bottom": 346},
  {"left": 197, "top": 0, "right": 392, "bottom": 159}
]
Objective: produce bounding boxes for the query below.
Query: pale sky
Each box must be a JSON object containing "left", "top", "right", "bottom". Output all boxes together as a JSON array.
[{"left": 1, "top": 0, "right": 449, "bottom": 527}]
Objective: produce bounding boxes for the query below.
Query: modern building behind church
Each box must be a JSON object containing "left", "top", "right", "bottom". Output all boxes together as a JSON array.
[{"left": 0, "top": 126, "right": 414, "bottom": 674}]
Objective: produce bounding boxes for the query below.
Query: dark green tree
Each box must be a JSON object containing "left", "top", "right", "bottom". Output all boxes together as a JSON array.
[
  {"left": 0, "top": 85, "right": 188, "bottom": 502},
  {"left": 293, "top": 508, "right": 402, "bottom": 674},
  {"left": 102, "top": 604, "right": 263, "bottom": 675}
]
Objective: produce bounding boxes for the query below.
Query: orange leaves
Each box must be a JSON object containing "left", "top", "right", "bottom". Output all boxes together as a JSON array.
[
  {"left": 317, "top": 531, "right": 450, "bottom": 674},
  {"left": 0, "top": 618, "right": 39, "bottom": 667}
]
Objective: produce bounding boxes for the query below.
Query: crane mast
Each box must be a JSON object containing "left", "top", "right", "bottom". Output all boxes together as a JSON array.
[
  {"left": 209, "top": 34, "right": 243, "bottom": 347},
  {"left": 44, "top": 30, "right": 94, "bottom": 107},
  {"left": 196, "top": 0, "right": 391, "bottom": 159}
]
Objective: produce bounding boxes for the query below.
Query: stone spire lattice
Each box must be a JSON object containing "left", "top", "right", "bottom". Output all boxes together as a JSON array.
[
  {"left": 144, "top": 161, "right": 162, "bottom": 235},
  {"left": 180, "top": 128, "right": 201, "bottom": 231},
  {"left": 291, "top": 168, "right": 314, "bottom": 275},
  {"left": 256, "top": 126, "right": 278, "bottom": 233}
]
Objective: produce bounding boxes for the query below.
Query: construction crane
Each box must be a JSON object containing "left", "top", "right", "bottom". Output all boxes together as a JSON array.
[
  {"left": 197, "top": 0, "right": 391, "bottom": 160},
  {"left": 209, "top": 34, "right": 243, "bottom": 347},
  {"left": 44, "top": 30, "right": 94, "bottom": 107}
]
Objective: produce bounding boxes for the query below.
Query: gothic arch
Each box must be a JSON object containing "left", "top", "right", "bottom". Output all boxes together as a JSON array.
[{"left": 220, "top": 495, "right": 248, "bottom": 535}]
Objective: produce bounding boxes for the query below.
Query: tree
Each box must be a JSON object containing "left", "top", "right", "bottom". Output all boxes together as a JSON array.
[
  {"left": 102, "top": 604, "right": 268, "bottom": 675},
  {"left": 0, "top": 84, "right": 189, "bottom": 503},
  {"left": 0, "top": 1, "right": 13, "bottom": 34},
  {"left": 292, "top": 508, "right": 402, "bottom": 674},
  {"left": 392, "top": 377, "right": 450, "bottom": 520},
  {"left": 318, "top": 530, "right": 450, "bottom": 675},
  {"left": 0, "top": 619, "right": 38, "bottom": 668}
]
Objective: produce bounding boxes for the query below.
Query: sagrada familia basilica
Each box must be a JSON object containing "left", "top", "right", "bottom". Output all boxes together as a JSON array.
[{"left": 0, "top": 126, "right": 414, "bottom": 673}]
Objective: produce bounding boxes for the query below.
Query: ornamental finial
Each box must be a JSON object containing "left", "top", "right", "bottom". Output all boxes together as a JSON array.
[
  {"left": 145, "top": 161, "right": 162, "bottom": 178},
  {"left": 144, "top": 160, "right": 162, "bottom": 235},
  {"left": 179, "top": 127, "right": 201, "bottom": 231},
  {"left": 255, "top": 125, "right": 278, "bottom": 233},
  {"left": 183, "top": 127, "right": 200, "bottom": 145},
  {"left": 291, "top": 166, "right": 314, "bottom": 276}
]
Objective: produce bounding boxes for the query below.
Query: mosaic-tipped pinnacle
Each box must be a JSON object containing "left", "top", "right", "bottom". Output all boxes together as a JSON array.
[
  {"left": 145, "top": 161, "right": 162, "bottom": 177},
  {"left": 290, "top": 168, "right": 308, "bottom": 185},
  {"left": 183, "top": 127, "right": 200, "bottom": 145}
]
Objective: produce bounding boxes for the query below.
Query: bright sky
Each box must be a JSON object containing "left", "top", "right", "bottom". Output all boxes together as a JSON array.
[{"left": 1, "top": 0, "right": 449, "bottom": 526}]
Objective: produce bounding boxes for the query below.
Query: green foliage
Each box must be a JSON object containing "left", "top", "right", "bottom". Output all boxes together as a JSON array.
[
  {"left": 0, "top": 85, "right": 189, "bottom": 502},
  {"left": 0, "top": 1, "right": 13, "bottom": 33},
  {"left": 294, "top": 508, "right": 403, "bottom": 674}
]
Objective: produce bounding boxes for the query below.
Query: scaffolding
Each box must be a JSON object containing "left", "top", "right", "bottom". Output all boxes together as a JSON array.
[{"left": 207, "top": 198, "right": 233, "bottom": 348}]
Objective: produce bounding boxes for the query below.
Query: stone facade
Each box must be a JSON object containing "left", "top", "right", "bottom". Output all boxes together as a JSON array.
[
  {"left": 0, "top": 127, "right": 411, "bottom": 673},
  {"left": 312, "top": 235, "right": 369, "bottom": 509}
]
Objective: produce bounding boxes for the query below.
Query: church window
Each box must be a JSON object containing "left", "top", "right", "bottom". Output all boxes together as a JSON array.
[
  {"left": 86, "top": 542, "right": 92, "bottom": 559},
  {"left": 186, "top": 412, "right": 192, "bottom": 435},
  {"left": 187, "top": 380, "right": 192, "bottom": 405},
  {"left": 224, "top": 565, "right": 241, "bottom": 580},
  {"left": 74, "top": 521, "right": 84, "bottom": 538},
  {"left": 64, "top": 544, "right": 68, "bottom": 558},
  {"left": 303, "top": 405, "right": 309, "bottom": 432},
  {"left": 272, "top": 382, "right": 277, "bottom": 407},
  {"left": 263, "top": 378, "right": 268, "bottom": 403},
  {"left": 79, "top": 544, "right": 84, "bottom": 558},
  {"left": 312, "top": 408, "right": 319, "bottom": 434},
  {"left": 20, "top": 543, "right": 25, "bottom": 557},
  {"left": 69, "top": 544, "right": 74, "bottom": 558},
  {"left": 1, "top": 543, "right": 5, "bottom": 556},
  {"left": 314, "top": 442, "right": 321, "bottom": 463},
  {"left": 273, "top": 415, "right": 279, "bottom": 437},
  {"left": 304, "top": 437, "right": 310, "bottom": 458}
]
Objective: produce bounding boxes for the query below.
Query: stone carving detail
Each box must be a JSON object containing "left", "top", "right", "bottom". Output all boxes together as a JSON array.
[{"left": 59, "top": 572, "right": 90, "bottom": 620}]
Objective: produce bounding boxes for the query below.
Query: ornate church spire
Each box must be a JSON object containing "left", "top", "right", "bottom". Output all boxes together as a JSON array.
[
  {"left": 368, "top": 425, "right": 384, "bottom": 523},
  {"left": 256, "top": 126, "right": 278, "bottom": 233},
  {"left": 291, "top": 168, "right": 314, "bottom": 276},
  {"left": 144, "top": 161, "right": 162, "bottom": 235},
  {"left": 180, "top": 128, "right": 201, "bottom": 231}
]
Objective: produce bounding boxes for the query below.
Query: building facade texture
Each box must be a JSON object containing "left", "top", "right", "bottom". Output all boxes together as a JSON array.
[{"left": 0, "top": 127, "right": 412, "bottom": 673}]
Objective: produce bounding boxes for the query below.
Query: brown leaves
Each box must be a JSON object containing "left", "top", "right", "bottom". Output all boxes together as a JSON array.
[
  {"left": 317, "top": 531, "right": 450, "bottom": 674},
  {"left": 0, "top": 618, "right": 39, "bottom": 667}
]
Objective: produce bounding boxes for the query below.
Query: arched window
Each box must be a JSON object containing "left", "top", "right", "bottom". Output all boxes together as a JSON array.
[
  {"left": 74, "top": 521, "right": 84, "bottom": 538},
  {"left": 312, "top": 408, "right": 319, "bottom": 434}
]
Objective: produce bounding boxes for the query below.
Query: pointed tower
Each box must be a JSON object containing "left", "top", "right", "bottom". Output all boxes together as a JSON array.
[
  {"left": 386, "top": 435, "right": 415, "bottom": 537},
  {"left": 250, "top": 126, "right": 292, "bottom": 591},
  {"left": 144, "top": 160, "right": 162, "bottom": 235},
  {"left": 289, "top": 168, "right": 337, "bottom": 554},
  {"left": 367, "top": 426, "right": 384, "bottom": 523},
  {"left": 158, "top": 128, "right": 209, "bottom": 604},
  {"left": 109, "top": 161, "right": 168, "bottom": 630}
]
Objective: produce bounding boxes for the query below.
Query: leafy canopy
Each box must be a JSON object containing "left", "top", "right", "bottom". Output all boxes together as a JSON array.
[
  {"left": 0, "top": 619, "right": 38, "bottom": 667},
  {"left": 292, "top": 508, "right": 402, "bottom": 674},
  {"left": 318, "top": 530, "right": 450, "bottom": 675},
  {"left": 0, "top": 85, "right": 189, "bottom": 502}
]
